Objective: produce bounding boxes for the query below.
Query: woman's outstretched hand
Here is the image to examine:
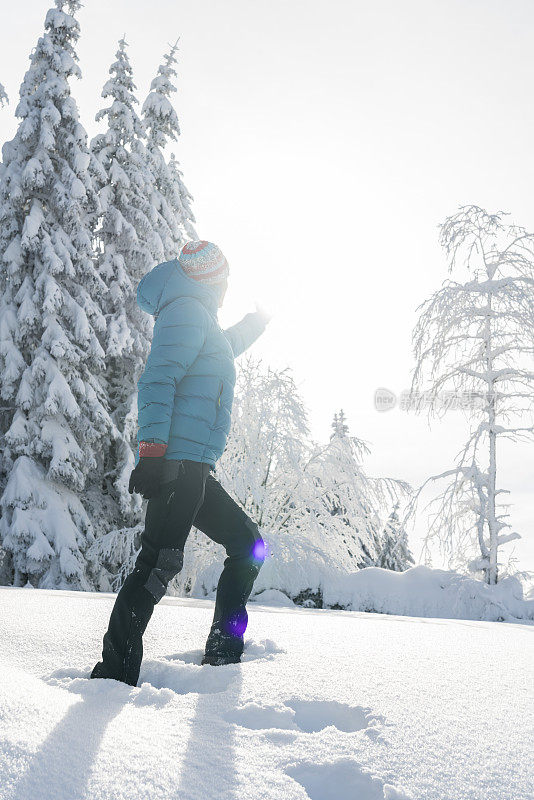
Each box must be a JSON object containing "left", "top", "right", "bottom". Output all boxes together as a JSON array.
[{"left": 255, "top": 301, "right": 273, "bottom": 325}]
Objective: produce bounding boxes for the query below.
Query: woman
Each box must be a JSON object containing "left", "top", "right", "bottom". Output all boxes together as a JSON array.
[{"left": 91, "top": 241, "right": 270, "bottom": 686}]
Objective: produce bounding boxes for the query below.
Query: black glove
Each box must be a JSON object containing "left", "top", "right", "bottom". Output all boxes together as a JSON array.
[{"left": 128, "top": 456, "right": 166, "bottom": 500}]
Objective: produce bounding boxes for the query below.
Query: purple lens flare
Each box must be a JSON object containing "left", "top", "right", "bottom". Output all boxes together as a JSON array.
[
  {"left": 252, "top": 538, "right": 267, "bottom": 561},
  {"left": 223, "top": 610, "right": 248, "bottom": 637}
]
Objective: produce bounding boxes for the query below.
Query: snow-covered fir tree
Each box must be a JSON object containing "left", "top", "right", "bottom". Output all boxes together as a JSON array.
[
  {"left": 0, "top": 1, "right": 113, "bottom": 589},
  {"left": 325, "top": 409, "right": 381, "bottom": 566},
  {"left": 0, "top": 84, "right": 8, "bottom": 107},
  {"left": 142, "top": 41, "right": 197, "bottom": 257},
  {"left": 89, "top": 37, "right": 164, "bottom": 528},
  {"left": 408, "top": 205, "right": 534, "bottom": 583},
  {"left": 377, "top": 501, "right": 414, "bottom": 571},
  {"left": 331, "top": 409, "right": 349, "bottom": 438},
  {"left": 323, "top": 410, "right": 409, "bottom": 569},
  {"left": 167, "top": 151, "right": 197, "bottom": 242}
]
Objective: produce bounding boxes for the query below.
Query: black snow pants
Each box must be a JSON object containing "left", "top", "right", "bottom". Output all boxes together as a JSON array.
[{"left": 91, "top": 460, "right": 265, "bottom": 686}]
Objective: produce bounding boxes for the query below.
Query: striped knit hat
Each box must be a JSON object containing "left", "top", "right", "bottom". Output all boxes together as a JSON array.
[{"left": 178, "top": 240, "right": 229, "bottom": 285}]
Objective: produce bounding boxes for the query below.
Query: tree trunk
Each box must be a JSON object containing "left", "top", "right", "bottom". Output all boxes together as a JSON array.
[
  {"left": 485, "top": 289, "right": 498, "bottom": 585},
  {"left": 487, "top": 421, "right": 498, "bottom": 584}
]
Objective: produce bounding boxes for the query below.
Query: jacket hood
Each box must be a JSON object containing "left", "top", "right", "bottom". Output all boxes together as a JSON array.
[{"left": 137, "top": 259, "right": 220, "bottom": 318}]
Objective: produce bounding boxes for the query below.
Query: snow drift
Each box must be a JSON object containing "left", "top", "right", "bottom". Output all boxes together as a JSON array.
[{"left": 317, "top": 565, "right": 534, "bottom": 622}]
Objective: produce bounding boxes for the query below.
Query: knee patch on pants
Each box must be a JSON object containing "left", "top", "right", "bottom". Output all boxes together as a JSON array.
[{"left": 144, "top": 548, "right": 184, "bottom": 602}]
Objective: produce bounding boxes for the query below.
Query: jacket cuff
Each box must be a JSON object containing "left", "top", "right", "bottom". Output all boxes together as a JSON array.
[{"left": 139, "top": 441, "right": 168, "bottom": 458}]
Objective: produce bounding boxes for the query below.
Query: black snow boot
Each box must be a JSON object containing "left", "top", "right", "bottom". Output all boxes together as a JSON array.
[
  {"left": 201, "top": 654, "right": 241, "bottom": 666},
  {"left": 201, "top": 623, "right": 245, "bottom": 666}
]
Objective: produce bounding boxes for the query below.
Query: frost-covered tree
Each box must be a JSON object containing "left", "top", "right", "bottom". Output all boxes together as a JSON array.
[
  {"left": 408, "top": 205, "right": 534, "bottom": 584},
  {"left": 377, "top": 501, "right": 414, "bottom": 571},
  {"left": 142, "top": 40, "right": 197, "bottom": 257},
  {"left": 0, "top": 1, "right": 113, "bottom": 589},
  {"left": 218, "top": 358, "right": 312, "bottom": 530},
  {"left": 0, "top": 84, "right": 8, "bottom": 107},
  {"left": 323, "top": 410, "right": 409, "bottom": 568},
  {"left": 90, "top": 37, "right": 164, "bottom": 526}
]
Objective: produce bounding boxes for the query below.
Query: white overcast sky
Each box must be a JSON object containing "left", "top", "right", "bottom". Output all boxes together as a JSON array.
[{"left": 1, "top": 0, "right": 533, "bottom": 571}]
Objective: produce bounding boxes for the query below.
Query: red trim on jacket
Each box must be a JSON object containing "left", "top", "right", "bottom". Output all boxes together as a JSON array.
[{"left": 139, "top": 441, "right": 168, "bottom": 458}]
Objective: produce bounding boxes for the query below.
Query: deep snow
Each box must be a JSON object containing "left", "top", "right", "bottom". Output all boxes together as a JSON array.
[{"left": 0, "top": 586, "right": 532, "bottom": 800}]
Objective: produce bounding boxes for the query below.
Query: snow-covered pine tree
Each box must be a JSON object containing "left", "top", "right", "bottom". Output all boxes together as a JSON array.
[
  {"left": 377, "top": 501, "right": 414, "bottom": 571},
  {"left": 142, "top": 40, "right": 197, "bottom": 258},
  {"left": 331, "top": 409, "right": 349, "bottom": 439},
  {"left": 167, "top": 150, "right": 197, "bottom": 242},
  {"left": 0, "top": 1, "right": 113, "bottom": 589},
  {"left": 325, "top": 410, "right": 380, "bottom": 566},
  {"left": 408, "top": 205, "right": 534, "bottom": 583},
  {"left": 0, "top": 84, "right": 8, "bottom": 106},
  {"left": 323, "top": 410, "right": 408, "bottom": 568},
  {"left": 89, "top": 37, "right": 164, "bottom": 531}
]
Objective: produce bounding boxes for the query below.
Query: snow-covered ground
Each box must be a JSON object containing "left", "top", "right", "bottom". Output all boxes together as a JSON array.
[{"left": 0, "top": 587, "right": 532, "bottom": 800}]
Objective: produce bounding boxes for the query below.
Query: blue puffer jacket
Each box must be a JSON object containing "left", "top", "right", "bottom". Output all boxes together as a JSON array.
[{"left": 135, "top": 258, "right": 266, "bottom": 466}]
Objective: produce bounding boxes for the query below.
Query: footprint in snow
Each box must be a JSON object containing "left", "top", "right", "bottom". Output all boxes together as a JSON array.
[
  {"left": 286, "top": 759, "right": 412, "bottom": 800},
  {"left": 224, "top": 698, "right": 385, "bottom": 740},
  {"left": 286, "top": 699, "right": 385, "bottom": 734}
]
